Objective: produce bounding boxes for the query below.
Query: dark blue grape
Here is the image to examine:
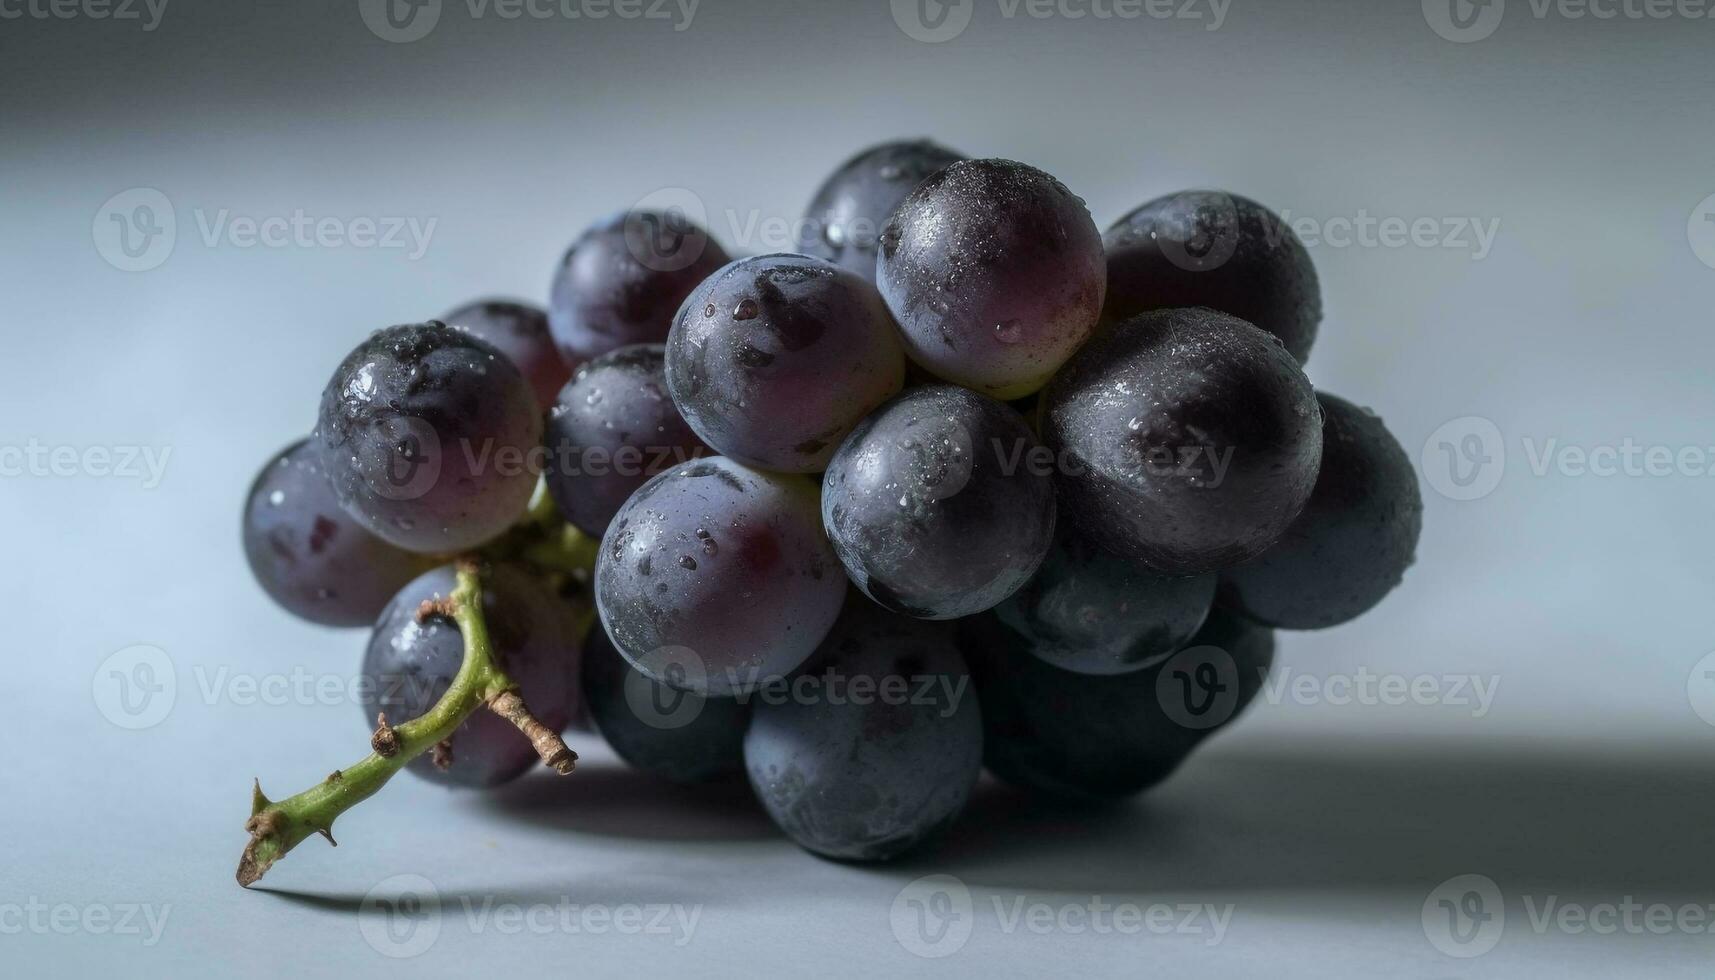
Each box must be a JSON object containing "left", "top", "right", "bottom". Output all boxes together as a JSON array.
[
  {"left": 994, "top": 528, "right": 1215, "bottom": 676},
  {"left": 1104, "top": 190, "right": 1321, "bottom": 363},
  {"left": 962, "top": 607, "right": 1274, "bottom": 802},
  {"left": 821, "top": 385, "right": 1055, "bottom": 620},
  {"left": 360, "top": 563, "right": 581, "bottom": 788},
  {"left": 1218, "top": 392, "right": 1423, "bottom": 629},
  {"left": 544, "top": 344, "right": 709, "bottom": 536},
  {"left": 665, "top": 254, "right": 905, "bottom": 472},
  {"left": 595, "top": 457, "right": 845, "bottom": 697},
  {"left": 316, "top": 321, "right": 542, "bottom": 553},
  {"left": 581, "top": 625, "right": 747, "bottom": 785},
  {"left": 877, "top": 159, "right": 1105, "bottom": 399},
  {"left": 744, "top": 599, "right": 982, "bottom": 861},
  {"left": 442, "top": 298, "right": 571, "bottom": 409},
  {"left": 548, "top": 210, "right": 731, "bottom": 366},
  {"left": 1042, "top": 307, "right": 1323, "bottom": 574},
  {"left": 242, "top": 439, "right": 427, "bottom": 627},
  {"left": 801, "top": 139, "right": 965, "bottom": 281}
]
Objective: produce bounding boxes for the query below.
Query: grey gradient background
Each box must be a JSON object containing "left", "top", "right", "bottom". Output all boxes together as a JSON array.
[{"left": 2, "top": 0, "right": 1713, "bottom": 975}]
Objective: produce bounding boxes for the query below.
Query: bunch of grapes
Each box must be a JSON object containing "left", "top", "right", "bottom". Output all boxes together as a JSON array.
[{"left": 241, "top": 140, "right": 1422, "bottom": 873}]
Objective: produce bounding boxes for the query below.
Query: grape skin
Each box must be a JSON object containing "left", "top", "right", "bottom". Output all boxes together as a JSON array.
[
  {"left": 581, "top": 625, "right": 748, "bottom": 785},
  {"left": 315, "top": 321, "right": 543, "bottom": 553},
  {"left": 1041, "top": 307, "right": 1323, "bottom": 574},
  {"left": 664, "top": 254, "right": 905, "bottom": 473},
  {"left": 548, "top": 210, "right": 731, "bottom": 366},
  {"left": 544, "top": 344, "right": 709, "bottom": 536},
  {"left": 994, "top": 527, "right": 1216, "bottom": 676},
  {"left": 1217, "top": 393, "right": 1424, "bottom": 629},
  {"left": 877, "top": 159, "right": 1106, "bottom": 399},
  {"left": 743, "top": 599, "right": 982, "bottom": 861},
  {"left": 595, "top": 457, "right": 846, "bottom": 697},
  {"left": 821, "top": 385, "right": 1056, "bottom": 620},
  {"left": 360, "top": 563, "right": 581, "bottom": 789},
  {"left": 962, "top": 607, "right": 1274, "bottom": 802},
  {"left": 442, "top": 298, "right": 571, "bottom": 410},
  {"left": 1103, "top": 190, "right": 1322, "bottom": 363},
  {"left": 800, "top": 139, "right": 965, "bottom": 282},
  {"left": 242, "top": 439, "right": 427, "bottom": 627}
]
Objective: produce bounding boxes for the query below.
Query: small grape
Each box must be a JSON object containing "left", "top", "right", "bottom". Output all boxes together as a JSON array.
[
  {"left": 595, "top": 457, "right": 845, "bottom": 697},
  {"left": 877, "top": 159, "right": 1106, "bottom": 399},
  {"left": 581, "top": 626, "right": 747, "bottom": 785},
  {"left": 1217, "top": 392, "right": 1424, "bottom": 629},
  {"left": 442, "top": 298, "right": 571, "bottom": 409},
  {"left": 665, "top": 254, "right": 905, "bottom": 472},
  {"left": 995, "top": 528, "right": 1216, "bottom": 676},
  {"left": 801, "top": 139, "right": 965, "bottom": 281},
  {"left": 822, "top": 385, "right": 1055, "bottom": 620},
  {"left": 316, "top": 321, "right": 542, "bottom": 553},
  {"left": 548, "top": 210, "right": 731, "bottom": 365},
  {"left": 744, "top": 599, "right": 981, "bottom": 861},
  {"left": 241, "top": 439, "right": 427, "bottom": 627},
  {"left": 544, "top": 344, "right": 708, "bottom": 536},
  {"left": 1104, "top": 190, "right": 1322, "bottom": 363},
  {"left": 1042, "top": 307, "right": 1323, "bottom": 574},
  {"left": 360, "top": 564, "right": 581, "bottom": 789}
]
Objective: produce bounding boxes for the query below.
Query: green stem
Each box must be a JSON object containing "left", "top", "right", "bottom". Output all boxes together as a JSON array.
[{"left": 236, "top": 562, "right": 576, "bottom": 888}]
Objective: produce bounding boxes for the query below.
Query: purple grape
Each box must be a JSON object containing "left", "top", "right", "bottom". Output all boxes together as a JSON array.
[
  {"left": 544, "top": 344, "right": 709, "bottom": 536},
  {"left": 962, "top": 607, "right": 1274, "bottom": 801},
  {"left": 1042, "top": 307, "right": 1323, "bottom": 574},
  {"left": 1217, "top": 392, "right": 1423, "bottom": 629},
  {"left": 994, "top": 528, "right": 1215, "bottom": 676},
  {"left": 743, "top": 599, "right": 982, "bottom": 861},
  {"left": 242, "top": 439, "right": 427, "bottom": 627},
  {"left": 442, "top": 298, "right": 571, "bottom": 409},
  {"left": 360, "top": 563, "right": 581, "bottom": 789},
  {"left": 821, "top": 385, "right": 1056, "bottom": 620},
  {"left": 548, "top": 210, "right": 731, "bottom": 366},
  {"left": 315, "top": 321, "right": 542, "bottom": 553},
  {"left": 801, "top": 139, "right": 965, "bottom": 282},
  {"left": 581, "top": 626, "right": 748, "bottom": 785},
  {"left": 1104, "top": 190, "right": 1321, "bottom": 363},
  {"left": 664, "top": 254, "right": 905, "bottom": 472},
  {"left": 595, "top": 457, "right": 846, "bottom": 697},
  {"left": 877, "top": 159, "right": 1106, "bottom": 399}
]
